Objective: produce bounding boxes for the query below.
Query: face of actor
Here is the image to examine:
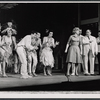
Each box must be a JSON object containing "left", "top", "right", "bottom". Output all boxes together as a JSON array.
[
  {"left": 79, "top": 29, "right": 82, "bottom": 35},
  {"left": 49, "top": 32, "right": 53, "bottom": 37},
  {"left": 86, "top": 30, "right": 91, "bottom": 37},
  {"left": 75, "top": 30, "right": 80, "bottom": 35},
  {"left": 31, "top": 37, "right": 36, "bottom": 46},
  {"left": 31, "top": 33, "right": 37, "bottom": 39},
  {"left": 37, "top": 33, "right": 41, "bottom": 38},
  {"left": 7, "top": 22, "right": 12, "bottom": 28},
  {"left": 7, "top": 29, "right": 12, "bottom": 37}
]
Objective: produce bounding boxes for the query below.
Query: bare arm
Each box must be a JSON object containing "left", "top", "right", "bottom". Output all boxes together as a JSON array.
[
  {"left": 1, "top": 28, "right": 8, "bottom": 34},
  {"left": 79, "top": 37, "right": 82, "bottom": 55},
  {"left": 65, "top": 36, "right": 71, "bottom": 53},
  {"left": 12, "top": 36, "right": 17, "bottom": 50},
  {"left": 65, "top": 44, "right": 69, "bottom": 53},
  {"left": 12, "top": 28, "right": 17, "bottom": 35}
]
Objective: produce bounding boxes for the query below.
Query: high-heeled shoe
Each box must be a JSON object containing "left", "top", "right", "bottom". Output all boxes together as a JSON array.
[
  {"left": 71, "top": 73, "right": 75, "bottom": 76},
  {"left": 76, "top": 73, "right": 79, "bottom": 76}
]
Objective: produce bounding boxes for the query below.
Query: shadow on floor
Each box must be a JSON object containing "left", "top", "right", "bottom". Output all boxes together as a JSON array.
[{"left": 1, "top": 79, "right": 100, "bottom": 91}]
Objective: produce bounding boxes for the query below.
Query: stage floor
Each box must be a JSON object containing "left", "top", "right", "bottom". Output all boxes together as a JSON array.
[
  {"left": 0, "top": 73, "right": 67, "bottom": 89},
  {"left": 1, "top": 73, "right": 100, "bottom": 91}
]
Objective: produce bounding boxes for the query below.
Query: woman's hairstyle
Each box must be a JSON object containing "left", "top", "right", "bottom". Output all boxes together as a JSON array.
[
  {"left": 7, "top": 19, "right": 17, "bottom": 29},
  {"left": 72, "top": 27, "right": 80, "bottom": 34}
]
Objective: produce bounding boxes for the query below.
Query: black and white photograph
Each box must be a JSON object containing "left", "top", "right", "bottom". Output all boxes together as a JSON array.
[{"left": 0, "top": 2, "right": 100, "bottom": 93}]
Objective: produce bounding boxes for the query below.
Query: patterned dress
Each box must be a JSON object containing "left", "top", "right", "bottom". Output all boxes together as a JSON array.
[
  {"left": 40, "top": 37, "right": 55, "bottom": 68},
  {"left": 1, "top": 35, "right": 13, "bottom": 66}
]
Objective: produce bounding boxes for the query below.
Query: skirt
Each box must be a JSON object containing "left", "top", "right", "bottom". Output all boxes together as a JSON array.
[
  {"left": 40, "top": 47, "right": 54, "bottom": 68},
  {"left": 66, "top": 45, "right": 81, "bottom": 63},
  {"left": 0, "top": 47, "right": 14, "bottom": 67}
]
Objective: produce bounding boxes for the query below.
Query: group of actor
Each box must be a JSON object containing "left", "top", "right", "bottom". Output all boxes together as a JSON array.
[
  {"left": 0, "top": 21, "right": 59, "bottom": 79},
  {"left": 0, "top": 21, "right": 100, "bottom": 79},
  {"left": 65, "top": 27, "right": 99, "bottom": 76}
]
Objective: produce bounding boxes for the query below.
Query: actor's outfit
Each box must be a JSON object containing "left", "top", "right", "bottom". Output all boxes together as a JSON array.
[
  {"left": 16, "top": 35, "right": 34, "bottom": 78},
  {"left": 40, "top": 37, "right": 55, "bottom": 68},
  {"left": 82, "top": 35, "right": 98, "bottom": 75},
  {"left": 66, "top": 35, "right": 82, "bottom": 64},
  {"left": 97, "top": 37, "right": 100, "bottom": 74}
]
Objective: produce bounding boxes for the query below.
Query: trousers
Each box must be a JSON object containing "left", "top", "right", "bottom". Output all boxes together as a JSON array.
[
  {"left": 16, "top": 46, "right": 28, "bottom": 77},
  {"left": 28, "top": 51, "right": 37, "bottom": 74},
  {"left": 83, "top": 50, "right": 95, "bottom": 74}
]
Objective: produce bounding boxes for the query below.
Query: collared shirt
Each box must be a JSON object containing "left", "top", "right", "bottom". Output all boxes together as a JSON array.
[
  {"left": 82, "top": 35, "right": 98, "bottom": 56},
  {"left": 17, "top": 35, "right": 34, "bottom": 51}
]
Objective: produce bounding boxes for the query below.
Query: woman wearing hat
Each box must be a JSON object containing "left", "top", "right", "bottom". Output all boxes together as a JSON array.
[{"left": 65, "top": 27, "right": 82, "bottom": 76}]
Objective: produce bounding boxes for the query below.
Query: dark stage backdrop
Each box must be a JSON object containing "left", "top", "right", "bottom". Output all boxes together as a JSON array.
[
  {"left": 0, "top": 3, "right": 78, "bottom": 51},
  {"left": 0, "top": 3, "right": 99, "bottom": 70}
]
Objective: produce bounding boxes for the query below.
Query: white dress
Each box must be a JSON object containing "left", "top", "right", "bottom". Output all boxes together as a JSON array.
[{"left": 40, "top": 37, "right": 55, "bottom": 68}]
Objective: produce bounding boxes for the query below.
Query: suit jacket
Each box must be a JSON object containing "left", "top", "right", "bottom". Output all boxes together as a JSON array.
[{"left": 82, "top": 35, "right": 98, "bottom": 57}]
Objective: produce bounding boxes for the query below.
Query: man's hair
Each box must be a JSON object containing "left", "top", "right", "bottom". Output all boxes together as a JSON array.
[
  {"left": 86, "top": 29, "right": 91, "bottom": 32},
  {"left": 31, "top": 30, "right": 37, "bottom": 34}
]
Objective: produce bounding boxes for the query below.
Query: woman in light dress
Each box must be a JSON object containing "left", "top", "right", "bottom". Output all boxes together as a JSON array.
[
  {"left": 40, "top": 31, "right": 59, "bottom": 76},
  {"left": 0, "top": 28, "right": 15, "bottom": 77},
  {"left": 1, "top": 21, "right": 17, "bottom": 74},
  {"left": 65, "top": 27, "right": 82, "bottom": 76}
]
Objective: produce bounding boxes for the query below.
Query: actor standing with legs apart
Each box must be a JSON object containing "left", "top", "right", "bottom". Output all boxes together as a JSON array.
[
  {"left": 40, "top": 31, "right": 59, "bottom": 76},
  {"left": 82, "top": 29, "right": 98, "bottom": 75},
  {"left": 16, "top": 31, "right": 37, "bottom": 79},
  {"left": 65, "top": 27, "right": 82, "bottom": 76}
]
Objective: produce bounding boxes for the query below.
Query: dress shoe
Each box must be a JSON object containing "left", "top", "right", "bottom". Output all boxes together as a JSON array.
[
  {"left": 71, "top": 73, "right": 75, "bottom": 76},
  {"left": 29, "top": 73, "right": 33, "bottom": 76},
  {"left": 20, "top": 75, "right": 32, "bottom": 79},
  {"left": 84, "top": 73, "right": 90, "bottom": 76},
  {"left": 44, "top": 73, "right": 47, "bottom": 76},
  {"left": 90, "top": 74, "right": 96, "bottom": 76}
]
